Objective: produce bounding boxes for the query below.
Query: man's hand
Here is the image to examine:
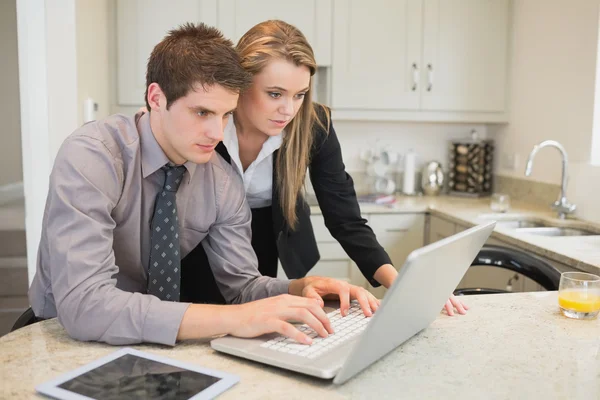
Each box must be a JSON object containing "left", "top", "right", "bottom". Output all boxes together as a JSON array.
[
  {"left": 444, "top": 294, "right": 469, "bottom": 316},
  {"left": 289, "top": 276, "right": 380, "bottom": 317},
  {"left": 227, "top": 294, "right": 334, "bottom": 344}
]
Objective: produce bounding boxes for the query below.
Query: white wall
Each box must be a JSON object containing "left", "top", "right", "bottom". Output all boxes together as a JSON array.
[
  {"left": 494, "top": 0, "right": 600, "bottom": 223},
  {"left": 0, "top": 0, "right": 23, "bottom": 188},
  {"left": 17, "top": 0, "right": 79, "bottom": 283},
  {"left": 76, "top": 0, "right": 111, "bottom": 125}
]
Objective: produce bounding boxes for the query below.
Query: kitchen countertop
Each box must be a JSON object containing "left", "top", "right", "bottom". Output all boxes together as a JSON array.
[
  {"left": 308, "top": 195, "right": 600, "bottom": 275},
  {"left": 1, "top": 292, "right": 598, "bottom": 399}
]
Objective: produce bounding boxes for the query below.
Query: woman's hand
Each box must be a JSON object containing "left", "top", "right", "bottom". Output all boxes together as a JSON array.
[
  {"left": 374, "top": 264, "right": 469, "bottom": 316},
  {"left": 289, "top": 276, "right": 380, "bottom": 317},
  {"left": 443, "top": 294, "right": 469, "bottom": 316}
]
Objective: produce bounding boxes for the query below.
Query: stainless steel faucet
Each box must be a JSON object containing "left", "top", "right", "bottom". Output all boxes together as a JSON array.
[{"left": 524, "top": 140, "right": 576, "bottom": 219}]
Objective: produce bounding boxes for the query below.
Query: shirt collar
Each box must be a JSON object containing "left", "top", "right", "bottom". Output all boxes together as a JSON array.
[
  {"left": 223, "top": 115, "right": 284, "bottom": 173},
  {"left": 137, "top": 111, "right": 197, "bottom": 181}
]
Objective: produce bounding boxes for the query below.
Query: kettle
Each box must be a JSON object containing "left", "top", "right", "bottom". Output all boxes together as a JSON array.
[{"left": 421, "top": 161, "right": 445, "bottom": 196}]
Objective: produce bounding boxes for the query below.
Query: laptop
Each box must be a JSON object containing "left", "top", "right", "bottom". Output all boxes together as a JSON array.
[{"left": 211, "top": 221, "right": 495, "bottom": 384}]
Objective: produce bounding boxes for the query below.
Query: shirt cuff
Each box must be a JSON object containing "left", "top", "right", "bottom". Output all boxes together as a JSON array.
[
  {"left": 142, "top": 299, "right": 191, "bottom": 346},
  {"left": 273, "top": 279, "right": 292, "bottom": 296}
]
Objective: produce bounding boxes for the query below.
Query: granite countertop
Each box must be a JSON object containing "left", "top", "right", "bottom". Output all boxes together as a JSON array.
[
  {"left": 1, "top": 292, "right": 598, "bottom": 399},
  {"left": 308, "top": 195, "right": 600, "bottom": 275}
]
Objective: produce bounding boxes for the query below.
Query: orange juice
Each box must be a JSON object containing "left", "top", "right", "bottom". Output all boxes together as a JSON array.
[{"left": 558, "top": 290, "right": 600, "bottom": 313}]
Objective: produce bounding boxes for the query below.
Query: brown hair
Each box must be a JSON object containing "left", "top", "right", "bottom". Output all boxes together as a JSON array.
[
  {"left": 236, "top": 20, "right": 330, "bottom": 230},
  {"left": 145, "top": 22, "right": 252, "bottom": 110}
]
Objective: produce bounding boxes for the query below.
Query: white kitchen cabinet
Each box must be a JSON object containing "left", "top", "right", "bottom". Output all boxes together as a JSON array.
[
  {"left": 421, "top": 0, "right": 509, "bottom": 112},
  {"left": 367, "top": 213, "right": 425, "bottom": 298},
  {"left": 425, "top": 214, "right": 456, "bottom": 244},
  {"left": 305, "top": 212, "right": 425, "bottom": 292},
  {"left": 306, "top": 260, "right": 353, "bottom": 282},
  {"left": 331, "top": 0, "right": 422, "bottom": 110},
  {"left": 331, "top": 0, "right": 510, "bottom": 122},
  {"left": 217, "top": 0, "right": 332, "bottom": 65},
  {"left": 116, "top": 0, "right": 333, "bottom": 106},
  {"left": 116, "top": 0, "right": 218, "bottom": 106},
  {"left": 308, "top": 214, "right": 365, "bottom": 286}
]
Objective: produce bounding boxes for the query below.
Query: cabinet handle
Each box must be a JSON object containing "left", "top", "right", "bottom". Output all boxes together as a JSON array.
[
  {"left": 411, "top": 63, "right": 419, "bottom": 91},
  {"left": 427, "top": 63, "right": 434, "bottom": 92},
  {"left": 386, "top": 228, "right": 409, "bottom": 233}
]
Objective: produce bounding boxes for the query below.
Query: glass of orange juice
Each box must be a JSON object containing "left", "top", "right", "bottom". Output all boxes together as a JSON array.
[{"left": 558, "top": 272, "right": 600, "bottom": 320}]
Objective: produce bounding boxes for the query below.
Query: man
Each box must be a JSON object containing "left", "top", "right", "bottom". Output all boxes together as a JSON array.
[{"left": 29, "top": 23, "right": 379, "bottom": 347}]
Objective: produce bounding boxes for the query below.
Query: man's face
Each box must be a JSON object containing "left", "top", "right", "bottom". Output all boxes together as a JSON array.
[{"left": 149, "top": 83, "right": 238, "bottom": 165}]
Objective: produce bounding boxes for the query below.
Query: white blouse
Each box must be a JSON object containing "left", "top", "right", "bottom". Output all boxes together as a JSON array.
[{"left": 223, "top": 116, "right": 283, "bottom": 209}]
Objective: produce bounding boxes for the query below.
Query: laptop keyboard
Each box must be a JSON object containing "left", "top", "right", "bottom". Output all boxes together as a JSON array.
[{"left": 259, "top": 303, "right": 372, "bottom": 359}]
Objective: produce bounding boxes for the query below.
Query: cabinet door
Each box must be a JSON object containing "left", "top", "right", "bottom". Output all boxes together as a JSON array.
[
  {"left": 370, "top": 214, "right": 425, "bottom": 268},
  {"left": 217, "top": 0, "right": 332, "bottom": 65},
  {"left": 309, "top": 214, "right": 365, "bottom": 285},
  {"left": 421, "top": 0, "right": 509, "bottom": 112},
  {"left": 307, "top": 260, "right": 353, "bottom": 282},
  {"left": 116, "top": 0, "right": 217, "bottom": 105},
  {"left": 368, "top": 213, "right": 425, "bottom": 298},
  {"left": 331, "top": 0, "right": 422, "bottom": 110},
  {"left": 426, "top": 215, "right": 456, "bottom": 244}
]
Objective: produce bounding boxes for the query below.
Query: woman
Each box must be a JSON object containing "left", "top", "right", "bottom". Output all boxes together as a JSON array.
[{"left": 180, "top": 20, "right": 467, "bottom": 316}]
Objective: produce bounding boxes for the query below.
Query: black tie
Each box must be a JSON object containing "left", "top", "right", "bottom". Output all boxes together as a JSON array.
[{"left": 147, "top": 165, "right": 186, "bottom": 301}]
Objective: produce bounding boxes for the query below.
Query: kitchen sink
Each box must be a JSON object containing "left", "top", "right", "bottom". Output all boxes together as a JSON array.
[
  {"left": 515, "top": 227, "right": 598, "bottom": 237},
  {"left": 478, "top": 213, "right": 549, "bottom": 229},
  {"left": 494, "top": 220, "right": 547, "bottom": 229},
  {"left": 478, "top": 212, "right": 600, "bottom": 236}
]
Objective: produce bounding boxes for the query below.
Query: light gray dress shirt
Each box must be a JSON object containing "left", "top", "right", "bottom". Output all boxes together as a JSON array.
[{"left": 29, "top": 112, "right": 289, "bottom": 346}]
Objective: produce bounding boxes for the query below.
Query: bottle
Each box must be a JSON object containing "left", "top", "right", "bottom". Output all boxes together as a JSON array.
[{"left": 402, "top": 150, "right": 416, "bottom": 195}]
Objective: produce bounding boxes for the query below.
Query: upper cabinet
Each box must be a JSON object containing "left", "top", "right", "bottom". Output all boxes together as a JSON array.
[
  {"left": 421, "top": 0, "right": 509, "bottom": 113},
  {"left": 217, "top": 0, "right": 332, "bottom": 66},
  {"left": 116, "top": 0, "right": 218, "bottom": 106},
  {"left": 116, "top": 0, "right": 331, "bottom": 106},
  {"left": 116, "top": 0, "right": 510, "bottom": 122},
  {"left": 331, "top": 0, "right": 422, "bottom": 111},
  {"left": 331, "top": 0, "right": 511, "bottom": 122}
]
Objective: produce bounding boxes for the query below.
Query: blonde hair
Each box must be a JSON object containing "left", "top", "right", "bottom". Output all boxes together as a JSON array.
[{"left": 237, "top": 20, "right": 330, "bottom": 230}]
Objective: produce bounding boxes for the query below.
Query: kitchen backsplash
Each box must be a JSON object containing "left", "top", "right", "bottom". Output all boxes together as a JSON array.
[
  {"left": 494, "top": 175, "right": 561, "bottom": 206},
  {"left": 308, "top": 172, "right": 563, "bottom": 207},
  {"left": 330, "top": 120, "right": 489, "bottom": 173}
]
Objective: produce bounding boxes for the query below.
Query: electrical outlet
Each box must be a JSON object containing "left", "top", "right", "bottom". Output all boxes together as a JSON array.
[{"left": 502, "top": 153, "right": 520, "bottom": 171}]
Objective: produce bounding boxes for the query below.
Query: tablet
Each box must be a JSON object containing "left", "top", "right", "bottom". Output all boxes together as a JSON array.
[{"left": 36, "top": 348, "right": 240, "bottom": 400}]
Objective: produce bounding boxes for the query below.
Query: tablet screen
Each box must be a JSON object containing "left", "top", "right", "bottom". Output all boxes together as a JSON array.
[
  {"left": 37, "top": 348, "right": 239, "bottom": 400},
  {"left": 56, "top": 354, "right": 220, "bottom": 399}
]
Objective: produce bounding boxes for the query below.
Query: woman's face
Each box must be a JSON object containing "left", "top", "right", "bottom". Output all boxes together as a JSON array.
[{"left": 238, "top": 58, "right": 311, "bottom": 136}]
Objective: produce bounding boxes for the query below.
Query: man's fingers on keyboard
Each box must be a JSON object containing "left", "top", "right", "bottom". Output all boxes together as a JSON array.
[
  {"left": 303, "top": 300, "right": 334, "bottom": 334},
  {"left": 287, "top": 296, "right": 333, "bottom": 334},
  {"left": 282, "top": 308, "right": 328, "bottom": 338},
  {"left": 274, "top": 320, "right": 311, "bottom": 344}
]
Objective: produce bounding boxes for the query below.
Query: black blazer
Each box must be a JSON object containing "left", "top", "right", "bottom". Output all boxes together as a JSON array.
[{"left": 216, "top": 106, "right": 392, "bottom": 286}]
